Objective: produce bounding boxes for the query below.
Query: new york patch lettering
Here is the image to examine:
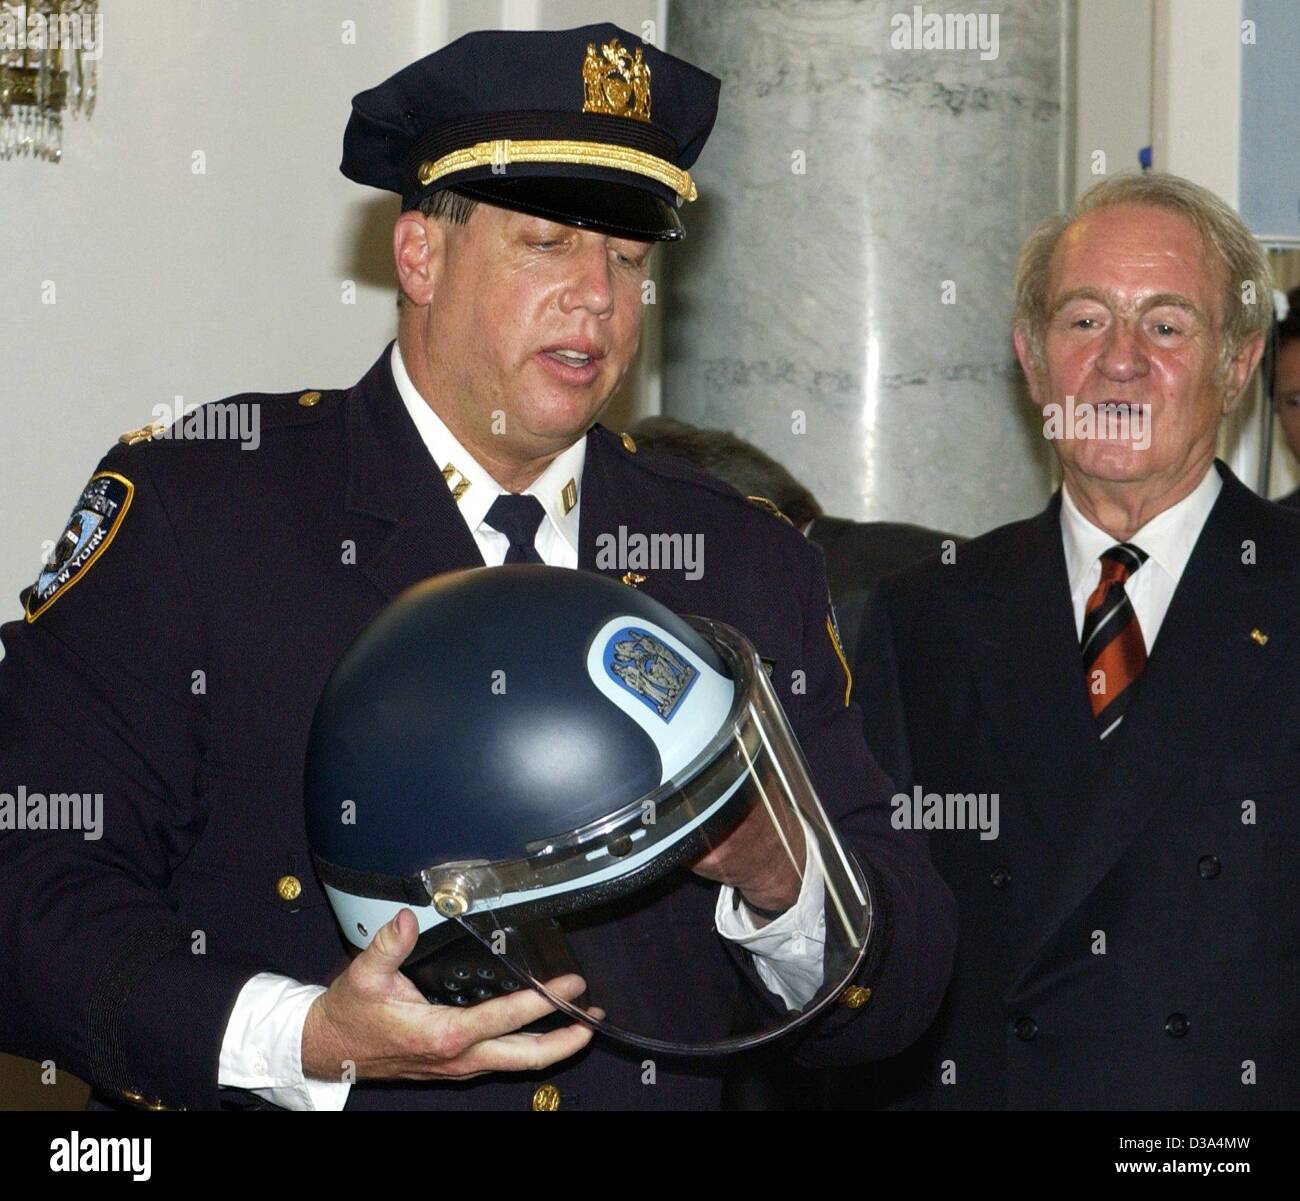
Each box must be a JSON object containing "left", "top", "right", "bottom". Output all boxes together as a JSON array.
[
  {"left": 24, "top": 472, "right": 134, "bottom": 622},
  {"left": 603, "top": 626, "right": 698, "bottom": 721}
]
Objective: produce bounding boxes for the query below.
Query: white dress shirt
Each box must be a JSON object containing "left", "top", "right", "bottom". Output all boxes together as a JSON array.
[
  {"left": 1061, "top": 462, "right": 1223, "bottom": 648},
  {"left": 219, "top": 342, "right": 826, "bottom": 1108}
]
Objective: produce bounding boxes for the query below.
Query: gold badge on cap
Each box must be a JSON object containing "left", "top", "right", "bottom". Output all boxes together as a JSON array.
[{"left": 582, "top": 38, "right": 651, "bottom": 122}]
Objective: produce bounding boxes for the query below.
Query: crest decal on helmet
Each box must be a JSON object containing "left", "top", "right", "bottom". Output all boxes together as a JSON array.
[{"left": 603, "top": 626, "right": 697, "bottom": 720}]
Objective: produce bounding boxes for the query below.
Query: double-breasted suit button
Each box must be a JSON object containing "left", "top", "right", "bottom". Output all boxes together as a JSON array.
[
  {"left": 276, "top": 875, "right": 302, "bottom": 902},
  {"left": 1197, "top": 855, "right": 1221, "bottom": 879},
  {"left": 990, "top": 866, "right": 1011, "bottom": 889},
  {"left": 1014, "top": 1016, "right": 1038, "bottom": 1042},
  {"left": 1165, "top": 1013, "right": 1190, "bottom": 1038}
]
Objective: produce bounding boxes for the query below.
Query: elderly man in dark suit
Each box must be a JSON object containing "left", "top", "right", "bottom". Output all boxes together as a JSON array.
[{"left": 858, "top": 172, "right": 1299, "bottom": 1109}]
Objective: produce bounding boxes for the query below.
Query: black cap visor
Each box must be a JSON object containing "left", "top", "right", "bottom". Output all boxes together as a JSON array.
[{"left": 447, "top": 176, "right": 684, "bottom": 242}]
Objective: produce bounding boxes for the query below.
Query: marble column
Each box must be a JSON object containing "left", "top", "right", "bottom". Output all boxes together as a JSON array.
[{"left": 663, "top": 0, "right": 1068, "bottom": 535}]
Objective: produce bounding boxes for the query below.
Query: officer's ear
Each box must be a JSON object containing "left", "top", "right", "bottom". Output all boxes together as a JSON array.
[{"left": 394, "top": 210, "right": 448, "bottom": 309}]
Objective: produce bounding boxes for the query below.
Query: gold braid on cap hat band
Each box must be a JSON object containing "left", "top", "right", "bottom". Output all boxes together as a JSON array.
[{"left": 416, "top": 138, "right": 698, "bottom": 202}]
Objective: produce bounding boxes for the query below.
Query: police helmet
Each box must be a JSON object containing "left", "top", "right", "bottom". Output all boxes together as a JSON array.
[{"left": 304, "top": 566, "right": 873, "bottom": 1054}]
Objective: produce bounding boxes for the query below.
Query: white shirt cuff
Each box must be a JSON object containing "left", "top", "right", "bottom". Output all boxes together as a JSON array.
[
  {"left": 714, "top": 824, "right": 827, "bottom": 1010},
  {"left": 218, "top": 972, "right": 352, "bottom": 1111}
]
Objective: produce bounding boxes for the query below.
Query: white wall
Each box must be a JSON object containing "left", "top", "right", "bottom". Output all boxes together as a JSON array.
[
  {"left": 1, "top": 1, "right": 430, "bottom": 625},
  {"left": 1073, "top": 0, "right": 1152, "bottom": 197},
  {"left": 1152, "top": 0, "right": 1242, "bottom": 206}
]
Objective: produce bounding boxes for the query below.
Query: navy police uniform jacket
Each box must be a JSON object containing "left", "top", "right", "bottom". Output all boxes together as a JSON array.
[
  {"left": 0, "top": 344, "right": 956, "bottom": 1111},
  {"left": 855, "top": 466, "right": 1300, "bottom": 1109}
]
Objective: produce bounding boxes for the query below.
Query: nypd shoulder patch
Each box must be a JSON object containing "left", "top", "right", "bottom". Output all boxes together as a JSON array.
[{"left": 24, "top": 471, "right": 134, "bottom": 623}]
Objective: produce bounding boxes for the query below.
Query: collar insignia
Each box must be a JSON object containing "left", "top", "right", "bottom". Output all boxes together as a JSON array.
[{"left": 441, "top": 463, "right": 471, "bottom": 502}]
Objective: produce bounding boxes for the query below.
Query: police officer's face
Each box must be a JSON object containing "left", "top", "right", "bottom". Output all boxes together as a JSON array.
[
  {"left": 1015, "top": 204, "right": 1260, "bottom": 496},
  {"left": 428, "top": 204, "right": 652, "bottom": 456}
]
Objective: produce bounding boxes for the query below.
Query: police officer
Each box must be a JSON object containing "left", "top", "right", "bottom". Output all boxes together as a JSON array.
[{"left": 0, "top": 24, "right": 955, "bottom": 1111}]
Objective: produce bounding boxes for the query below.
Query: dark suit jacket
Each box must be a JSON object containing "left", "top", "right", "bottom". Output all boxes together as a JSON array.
[
  {"left": 807, "top": 515, "right": 959, "bottom": 673},
  {"left": 1279, "top": 486, "right": 1300, "bottom": 511},
  {"left": 856, "top": 461, "right": 1300, "bottom": 1109},
  {"left": 0, "top": 343, "right": 955, "bottom": 1111}
]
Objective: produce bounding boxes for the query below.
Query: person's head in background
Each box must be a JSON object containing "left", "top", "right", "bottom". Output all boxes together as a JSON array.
[
  {"left": 1013, "top": 172, "right": 1270, "bottom": 538},
  {"left": 627, "top": 416, "right": 824, "bottom": 530},
  {"left": 1274, "top": 285, "right": 1300, "bottom": 465}
]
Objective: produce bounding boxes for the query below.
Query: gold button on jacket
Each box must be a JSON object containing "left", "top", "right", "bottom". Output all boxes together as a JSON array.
[{"left": 531, "top": 1083, "right": 561, "bottom": 1111}]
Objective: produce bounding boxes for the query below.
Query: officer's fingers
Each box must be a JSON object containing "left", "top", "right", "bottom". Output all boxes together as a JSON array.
[
  {"left": 455, "top": 1022, "right": 596, "bottom": 1076},
  {"left": 439, "top": 974, "right": 588, "bottom": 1053},
  {"left": 355, "top": 909, "right": 420, "bottom": 979}
]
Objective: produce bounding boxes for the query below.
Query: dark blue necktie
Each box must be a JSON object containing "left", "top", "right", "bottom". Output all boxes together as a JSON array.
[{"left": 484, "top": 494, "right": 546, "bottom": 564}]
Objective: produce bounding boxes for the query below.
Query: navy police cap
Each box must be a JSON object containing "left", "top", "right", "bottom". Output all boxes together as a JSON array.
[{"left": 340, "top": 23, "right": 721, "bottom": 241}]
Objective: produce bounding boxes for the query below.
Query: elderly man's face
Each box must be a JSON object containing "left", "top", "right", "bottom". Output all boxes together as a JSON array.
[
  {"left": 1019, "top": 204, "right": 1246, "bottom": 490},
  {"left": 1276, "top": 338, "right": 1300, "bottom": 463},
  {"left": 425, "top": 204, "right": 651, "bottom": 457}
]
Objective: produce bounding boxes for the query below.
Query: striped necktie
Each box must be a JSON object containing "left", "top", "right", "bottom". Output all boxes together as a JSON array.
[
  {"left": 484, "top": 494, "right": 546, "bottom": 564},
  {"left": 1081, "top": 543, "right": 1149, "bottom": 739}
]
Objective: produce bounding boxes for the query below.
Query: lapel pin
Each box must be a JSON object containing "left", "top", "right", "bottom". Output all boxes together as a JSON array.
[
  {"left": 1249, "top": 628, "right": 1268, "bottom": 647},
  {"left": 621, "top": 571, "right": 647, "bottom": 588}
]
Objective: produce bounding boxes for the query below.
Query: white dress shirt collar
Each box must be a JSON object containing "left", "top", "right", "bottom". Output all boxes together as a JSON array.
[
  {"left": 389, "top": 341, "right": 585, "bottom": 556},
  {"left": 1061, "top": 461, "right": 1223, "bottom": 596}
]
